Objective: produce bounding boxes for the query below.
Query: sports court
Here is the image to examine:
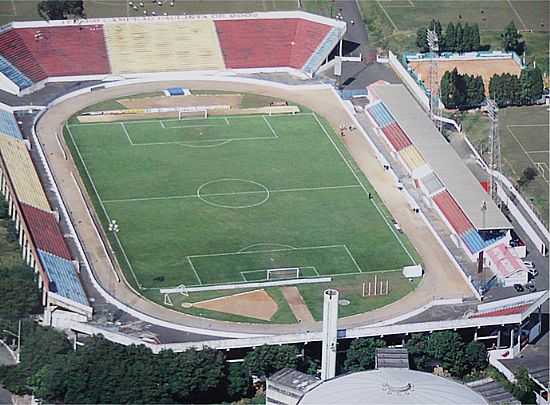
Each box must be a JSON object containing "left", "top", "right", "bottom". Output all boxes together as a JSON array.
[{"left": 66, "top": 112, "right": 418, "bottom": 291}]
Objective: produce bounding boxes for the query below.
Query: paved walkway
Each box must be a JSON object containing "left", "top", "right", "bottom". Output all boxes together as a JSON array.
[
  {"left": 281, "top": 287, "right": 315, "bottom": 324},
  {"left": 35, "top": 77, "right": 473, "bottom": 338}
]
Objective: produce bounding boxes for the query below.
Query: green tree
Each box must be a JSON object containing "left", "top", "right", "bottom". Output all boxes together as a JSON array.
[
  {"left": 343, "top": 338, "right": 386, "bottom": 372},
  {"left": 0, "top": 265, "right": 41, "bottom": 321},
  {"left": 464, "top": 341, "right": 488, "bottom": 374},
  {"left": 471, "top": 24, "right": 481, "bottom": 50},
  {"left": 37, "top": 0, "right": 85, "bottom": 21},
  {"left": 463, "top": 23, "right": 473, "bottom": 52},
  {"left": 444, "top": 22, "right": 456, "bottom": 52},
  {"left": 244, "top": 345, "right": 299, "bottom": 379},
  {"left": 226, "top": 363, "right": 253, "bottom": 401},
  {"left": 512, "top": 368, "right": 537, "bottom": 404},
  {"left": 426, "top": 331, "right": 466, "bottom": 376},
  {"left": 406, "top": 333, "right": 431, "bottom": 371},
  {"left": 501, "top": 21, "right": 523, "bottom": 55},
  {"left": 416, "top": 27, "right": 429, "bottom": 52},
  {"left": 455, "top": 23, "right": 464, "bottom": 52}
]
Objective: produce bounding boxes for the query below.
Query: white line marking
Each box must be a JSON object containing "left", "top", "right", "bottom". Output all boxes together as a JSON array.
[
  {"left": 159, "top": 120, "right": 166, "bottom": 129},
  {"left": 102, "top": 184, "right": 361, "bottom": 204},
  {"left": 311, "top": 113, "right": 417, "bottom": 265},
  {"left": 186, "top": 257, "right": 202, "bottom": 285},
  {"left": 376, "top": 0, "right": 399, "bottom": 30},
  {"left": 187, "top": 244, "right": 348, "bottom": 259},
  {"left": 343, "top": 245, "right": 363, "bottom": 273},
  {"left": 66, "top": 124, "right": 142, "bottom": 288},
  {"left": 262, "top": 115, "right": 279, "bottom": 138},
  {"left": 224, "top": 117, "right": 230, "bottom": 125},
  {"left": 55, "top": 133, "right": 67, "bottom": 160},
  {"left": 120, "top": 122, "right": 134, "bottom": 145},
  {"left": 506, "top": 0, "right": 528, "bottom": 30},
  {"left": 506, "top": 125, "right": 550, "bottom": 185}
]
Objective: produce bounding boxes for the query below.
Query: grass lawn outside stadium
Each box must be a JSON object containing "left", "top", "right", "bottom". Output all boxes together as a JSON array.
[{"left": 65, "top": 98, "right": 421, "bottom": 324}]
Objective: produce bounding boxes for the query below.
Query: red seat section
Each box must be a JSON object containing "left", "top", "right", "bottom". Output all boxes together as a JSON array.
[
  {"left": 289, "top": 19, "right": 331, "bottom": 68},
  {"left": 16, "top": 25, "right": 110, "bottom": 77},
  {"left": 20, "top": 202, "right": 71, "bottom": 260},
  {"left": 432, "top": 190, "right": 473, "bottom": 235},
  {"left": 0, "top": 29, "right": 46, "bottom": 82},
  {"left": 382, "top": 122, "right": 411, "bottom": 152},
  {"left": 216, "top": 19, "right": 297, "bottom": 68},
  {"left": 215, "top": 18, "right": 330, "bottom": 69},
  {"left": 471, "top": 304, "right": 529, "bottom": 318}
]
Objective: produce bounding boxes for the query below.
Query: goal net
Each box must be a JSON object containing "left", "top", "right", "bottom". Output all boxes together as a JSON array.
[
  {"left": 266, "top": 267, "right": 300, "bottom": 280},
  {"left": 178, "top": 107, "right": 208, "bottom": 120}
]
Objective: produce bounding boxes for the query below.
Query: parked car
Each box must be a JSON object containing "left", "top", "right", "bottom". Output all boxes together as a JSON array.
[
  {"left": 525, "top": 282, "right": 536, "bottom": 292},
  {"left": 514, "top": 284, "right": 524, "bottom": 292}
]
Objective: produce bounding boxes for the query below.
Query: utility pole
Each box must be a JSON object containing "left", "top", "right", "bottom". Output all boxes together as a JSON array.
[
  {"left": 427, "top": 29, "right": 442, "bottom": 132},
  {"left": 487, "top": 98, "right": 501, "bottom": 202}
]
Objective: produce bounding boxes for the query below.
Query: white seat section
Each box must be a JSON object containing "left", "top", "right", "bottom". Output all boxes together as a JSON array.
[{"left": 104, "top": 20, "right": 225, "bottom": 74}]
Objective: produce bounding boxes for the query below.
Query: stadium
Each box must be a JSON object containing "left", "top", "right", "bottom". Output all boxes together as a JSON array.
[{"left": 0, "top": 8, "right": 547, "bottom": 399}]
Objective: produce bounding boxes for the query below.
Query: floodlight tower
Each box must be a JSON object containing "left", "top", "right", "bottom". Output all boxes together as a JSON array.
[
  {"left": 320, "top": 289, "right": 339, "bottom": 381},
  {"left": 427, "top": 29, "right": 442, "bottom": 131},
  {"left": 487, "top": 98, "right": 501, "bottom": 201}
]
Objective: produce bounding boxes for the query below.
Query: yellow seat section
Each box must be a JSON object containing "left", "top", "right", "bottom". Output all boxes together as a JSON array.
[
  {"left": 398, "top": 144, "right": 426, "bottom": 172},
  {"left": 0, "top": 136, "right": 50, "bottom": 211},
  {"left": 104, "top": 20, "right": 225, "bottom": 74}
]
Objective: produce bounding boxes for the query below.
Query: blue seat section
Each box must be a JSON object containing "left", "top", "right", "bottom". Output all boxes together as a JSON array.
[
  {"left": 303, "top": 27, "right": 341, "bottom": 74},
  {"left": 38, "top": 250, "right": 89, "bottom": 306},
  {"left": 367, "top": 102, "right": 396, "bottom": 128},
  {"left": 0, "top": 109, "right": 23, "bottom": 139},
  {"left": 0, "top": 56, "right": 32, "bottom": 90},
  {"left": 462, "top": 229, "right": 503, "bottom": 254}
]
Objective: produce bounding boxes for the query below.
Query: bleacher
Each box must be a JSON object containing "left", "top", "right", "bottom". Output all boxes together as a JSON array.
[
  {"left": 104, "top": 20, "right": 225, "bottom": 74},
  {"left": 0, "top": 108, "right": 22, "bottom": 139},
  {"left": 432, "top": 190, "right": 500, "bottom": 253},
  {"left": 20, "top": 202, "right": 72, "bottom": 260},
  {"left": 16, "top": 25, "right": 110, "bottom": 77},
  {"left": 366, "top": 102, "right": 396, "bottom": 128},
  {"left": 215, "top": 19, "right": 297, "bottom": 69},
  {"left": 419, "top": 171, "right": 444, "bottom": 196},
  {"left": 37, "top": 250, "right": 89, "bottom": 306},
  {"left": 0, "top": 29, "right": 46, "bottom": 82},
  {"left": 0, "top": 136, "right": 50, "bottom": 211},
  {"left": 398, "top": 145, "right": 426, "bottom": 172},
  {"left": 302, "top": 26, "right": 340, "bottom": 75},
  {"left": 382, "top": 123, "right": 411, "bottom": 152},
  {"left": 0, "top": 55, "right": 32, "bottom": 90},
  {"left": 289, "top": 19, "right": 332, "bottom": 69}
]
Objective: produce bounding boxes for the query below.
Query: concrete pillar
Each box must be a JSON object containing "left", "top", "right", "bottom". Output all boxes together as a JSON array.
[
  {"left": 339, "top": 39, "right": 343, "bottom": 57},
  {"left": 510, "top": 328, "right": 515, "bottom": 349},
  {"left": 474, "top": 328, "right": 478, "bottom": 341},
  {"left": 497, "top": 329, "right": 501, "bottom": 348},
  {"left": 321, "top": 289, "right": 339, "bottom": 381}
]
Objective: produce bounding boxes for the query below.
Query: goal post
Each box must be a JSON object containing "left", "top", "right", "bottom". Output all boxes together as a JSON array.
[
  {"left": 266, "top": 267, "right": 300, "bottom": 280},
  {"left": 178, "top": 108, "right": 207, "bottom": 120}
]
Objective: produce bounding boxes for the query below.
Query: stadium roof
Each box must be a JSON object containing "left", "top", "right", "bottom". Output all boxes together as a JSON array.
[
  {"left": 370, "top": 84, "right": 510, "bottom": 231},
  {"left": 298, "top": 369, "right": 488, "bottom": 405}
]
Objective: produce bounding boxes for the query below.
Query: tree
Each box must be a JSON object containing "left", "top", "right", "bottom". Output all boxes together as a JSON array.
[
  {"left": 244, "top": 345, "right": 299, "bottom": 379},
  {"left": 518, "top": 166, "right": 538, "bottom": 189},
  {"left": 37, "top": 0, "right": 85, "bottom": 21},
  {"left": 501, "top": 21, "right": 523, "bottom": 55},
  {"left": 0, "top": 265, "right": 41, "bottom": 321},
  {"left": 406, "top": 333, "right": 432, "bottom": 371},
  {"left": 511, "top": 368, "right": 537, "bottom": 404},
  {"left": 444, "top": 22, "right": 456, "bottom": 51},
  {"left": 343, "top": 338, "right": 386, "bottom": 372},
  {"left": 463, "top": 23, "right": 473, "bottom": 52},
  {"left": 471, "top": 24, "right": 481, "bottom": 51},
  {"left": 464, "top": 341, "right": 488, "bottom": 374},
  {"left": 440, "top": 68, "right": 469, "bottom": 109},
  {"left": 455, "top": 23, "right": 464, "bottom": 52},
  {"left": 226, "top": 363, "right": 253, "bottom": 401},
  {"left": 426, "top": 331, "right": 466, "bottom": 376}
]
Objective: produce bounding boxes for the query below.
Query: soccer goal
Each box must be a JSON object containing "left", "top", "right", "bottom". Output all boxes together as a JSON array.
[
  {"left": 178, "top": 107, "right": 208, "bottom": 120},
  {"left": 266, "top": 267, "right": 301, "bottom": 280}
]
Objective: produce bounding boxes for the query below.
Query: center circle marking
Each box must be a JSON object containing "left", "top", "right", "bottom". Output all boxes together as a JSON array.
[{"left": 196, "top": 178, "right": 270, "bottom": 209}]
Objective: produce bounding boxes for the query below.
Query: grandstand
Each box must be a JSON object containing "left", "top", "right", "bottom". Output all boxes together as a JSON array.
[
  {"left": 365, "top": 83, "right": 528, "bottom": 287},
  {"left": 0, "top": 128, "right": 91, "bottom": 317},
  {"left": 0, "top": 12, "right": 345, "bottom": 95}
]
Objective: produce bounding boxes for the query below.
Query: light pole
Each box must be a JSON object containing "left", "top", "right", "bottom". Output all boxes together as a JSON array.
[{"left": 2, "top": 320, "right": 21, "bottom": 364}]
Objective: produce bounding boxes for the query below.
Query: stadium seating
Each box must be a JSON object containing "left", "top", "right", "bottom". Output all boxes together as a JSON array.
[
  {"left": 38, "top": 250, "right": 89, "bottom": 306},
  {"left": 302, "top": 27, "right": 340, "bottom": 74},
  {"left": 381, "top": 122, "right": 411, "bottom": 152},
  {"left": 366, "top": 102, "right": 396, "bottom": 128},
  {"left": 0, "top": 108, "right": 23, "bottom": 139},
  {"left": 398, "top": 145, "right": 426, "bottom": 172},
  {"left": 0, "top": 29, "right": 46, "bottom": 82},
  {"left": 0, "top": 55, "right": 32, "bottom": 90},
  {"left": 215, "top": 19, "right": 297, "bottom": 69},
  {"left": 15, "top": 25, "right": 110, "bottom": 77},
  {"left": 289, "top": 19, "right": 332, "bottom": 69},
  {"left": 470, "top": 304, "right": 529, "bottom": 318},
  {"left": 0, "top": 137, "right": 50, "bottom": 211},
  {"left": 419, "top": 171, "right": 444, "bottom": 196},
  {"left": 104, "top": 20, "right": 224, "bottom": 74},
  {"left": 20, "top": 202, "right": 72, "bottom": 260}
]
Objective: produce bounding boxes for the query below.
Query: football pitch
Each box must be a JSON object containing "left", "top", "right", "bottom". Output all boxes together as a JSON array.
[{"left": 66, "top": 112, "right": 418, "bottom": 291}]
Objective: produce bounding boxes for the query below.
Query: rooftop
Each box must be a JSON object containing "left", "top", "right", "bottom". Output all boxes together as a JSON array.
[{"left": 370, "top": 84, "right": 510, "bottom": 231}]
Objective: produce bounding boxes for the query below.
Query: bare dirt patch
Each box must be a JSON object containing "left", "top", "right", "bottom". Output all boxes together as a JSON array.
[
  {"left": 192, "top": 289, "right": 278, "bottom": 321},
  {"left": 119, "top": 94, "right": 243, "bottom": 109},
  {"left": 409, "top": 58, "right": 522, "bottom": 94},
  {"left": 281, "top": 286, "right": 315, "bottom": 324}
]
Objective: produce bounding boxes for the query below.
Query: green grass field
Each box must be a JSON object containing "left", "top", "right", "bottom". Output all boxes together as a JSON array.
[
  {"left": 458, "top": 105, "right": 549, "bottom": 222},
  {"left": 66, "top": 112, "right": 418, "bottom": 293}
]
